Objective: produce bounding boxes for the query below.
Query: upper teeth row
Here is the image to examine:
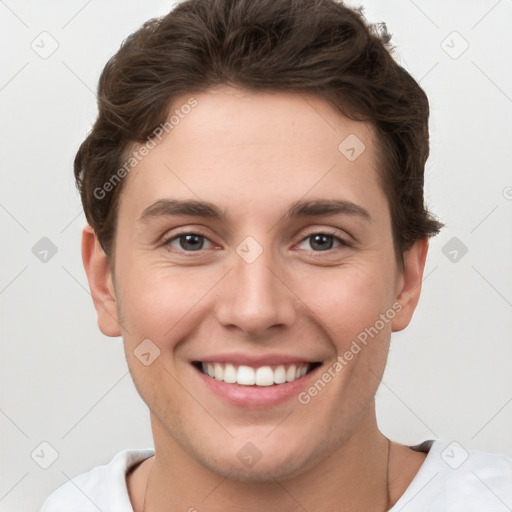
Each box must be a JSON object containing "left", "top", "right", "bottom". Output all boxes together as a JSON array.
[{"left": 201, "top": 363, "right": 310, "bottom": 386}]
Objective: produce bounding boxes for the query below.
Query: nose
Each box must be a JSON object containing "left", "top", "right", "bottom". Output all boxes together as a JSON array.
[{"left": 214, "top": 241, "right": 296, "bottom": 338}]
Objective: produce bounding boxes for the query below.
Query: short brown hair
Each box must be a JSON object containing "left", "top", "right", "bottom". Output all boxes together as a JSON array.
[{"left": 74, "top": 0, "right": 444, "bottom": 269}]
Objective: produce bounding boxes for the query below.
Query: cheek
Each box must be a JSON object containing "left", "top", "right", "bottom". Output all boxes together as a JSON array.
[
  {"left": 299, "top": 263, "right": 394, "bottom": 346},
  {"left": 115, "top": 261, "right": 220, "bottom": 347}
]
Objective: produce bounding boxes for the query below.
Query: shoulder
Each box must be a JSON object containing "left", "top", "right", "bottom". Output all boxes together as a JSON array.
[
  {"left": 392, "top": 439, "right": 512, "bottom": 511},
  {"left": 40, "top": 448, "right": 155, "bottom": 512}
]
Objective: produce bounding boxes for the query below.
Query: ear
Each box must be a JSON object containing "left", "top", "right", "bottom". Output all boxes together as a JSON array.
[
  {"left": 81, "top": 225, "right": 122, "bottom": 337},
  {"left": 391, "top": 238, "right": 429, "bottom": 332}
]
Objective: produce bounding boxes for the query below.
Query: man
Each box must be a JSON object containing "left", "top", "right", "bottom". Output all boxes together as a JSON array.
[{"left": 41, "top": 0, "right": 512, "bottom": 510}]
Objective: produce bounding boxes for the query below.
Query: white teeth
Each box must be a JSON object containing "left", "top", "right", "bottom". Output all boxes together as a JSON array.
[
  {"left": 214, "top": 363, "right": 223, "bottom": 380},
  {"left": 223, "top": 363, "right": 237, "bottom": 383},
  {"left": 286, "top": 365, "right": 296, "bottom": 382},
  {"left": 274, "top": 365, "right": 286, "bottom": 384},
  {"left": 237, "top": 365, "right": 255, "bottom": 385},
  {"left": 199, "top": 362, "right": 312, "bottom": 386},
  {"left": 255, "top": 366, "right": 274, "bottom": 386}
]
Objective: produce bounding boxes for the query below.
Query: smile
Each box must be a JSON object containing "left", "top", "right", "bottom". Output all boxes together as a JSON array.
[{"left": 194, "top": 361, "right": 321, "bottom": 386}]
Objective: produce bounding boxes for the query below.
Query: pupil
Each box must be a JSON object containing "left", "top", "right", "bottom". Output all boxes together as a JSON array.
[
  {"left": 181, "top": 234, "right": 203, "bottom": 251},
  {"left": 311, "top": 234, "right": 333, "bottom": 251}
]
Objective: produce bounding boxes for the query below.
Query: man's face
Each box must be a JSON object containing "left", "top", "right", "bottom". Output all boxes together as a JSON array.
[{"left": 104, "top": 87, "right": 415, "bottom": 480}]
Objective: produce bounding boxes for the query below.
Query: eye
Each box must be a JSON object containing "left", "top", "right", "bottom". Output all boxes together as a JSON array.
[
  {"left": 163, "top": 232, "right": 214, "bottom": 252},
  {"left": 161, "top": 230, "right": 351, "bottom": 254},
  {"left": 297, "top": 232, "right": 350, "bottom": 252}
]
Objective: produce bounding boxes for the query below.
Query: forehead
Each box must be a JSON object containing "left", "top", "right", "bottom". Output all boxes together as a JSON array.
[{"left": 119, "top": 86, "right": 387, "bottom": 223}]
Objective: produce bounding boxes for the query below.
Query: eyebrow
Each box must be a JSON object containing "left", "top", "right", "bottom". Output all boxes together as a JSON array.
[{"left": 138, "top": 198, "right": 372, "bottom": 225}]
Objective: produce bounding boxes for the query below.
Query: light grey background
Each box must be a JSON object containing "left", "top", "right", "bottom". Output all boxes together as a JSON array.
[{"left": 1, "top": 1, "right": 511, "bottom": 510}]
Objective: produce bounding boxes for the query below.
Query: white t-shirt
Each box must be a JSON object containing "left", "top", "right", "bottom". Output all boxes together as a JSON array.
[{"left": 40, "top": 439, "right": 512, "bottom": 511}]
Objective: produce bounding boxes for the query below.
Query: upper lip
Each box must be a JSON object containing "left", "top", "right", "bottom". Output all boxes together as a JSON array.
[{"left": 192, "top": 353, "right": 322, "bottom": 367}]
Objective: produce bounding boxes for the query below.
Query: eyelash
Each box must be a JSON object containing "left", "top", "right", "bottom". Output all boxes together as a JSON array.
[{"left": 161, "top": 229, "right": 352, "bottom": 254}]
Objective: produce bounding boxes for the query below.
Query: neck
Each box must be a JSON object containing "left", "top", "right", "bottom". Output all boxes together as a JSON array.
[{"left": 141, "top": 405, "right": 392, "bottom": 512}]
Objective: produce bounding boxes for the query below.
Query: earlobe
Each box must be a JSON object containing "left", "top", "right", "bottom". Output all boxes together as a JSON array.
[
  {"left": 391, "top": 238, "right": 429, "bottom": 333},
  {"left": 81, "top": 225, "right": 122, "bottom": 337}
]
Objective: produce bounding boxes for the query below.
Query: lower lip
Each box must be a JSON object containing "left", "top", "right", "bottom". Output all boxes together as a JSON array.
[{"left": 192, "top": 364, "right": 322, "bottom": 408}]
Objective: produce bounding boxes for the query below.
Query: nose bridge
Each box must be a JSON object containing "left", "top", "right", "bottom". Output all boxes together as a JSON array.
[{"left": 215, "top": 235, "right": 295, "bottom": 336}]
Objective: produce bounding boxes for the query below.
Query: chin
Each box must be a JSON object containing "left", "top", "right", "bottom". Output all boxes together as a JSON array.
[
  {"left": 206, "top": 458, "right": 305, "bottom": 483},
  {"left": 194, "top": 440, "right": 324, "bottom": 483}
]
